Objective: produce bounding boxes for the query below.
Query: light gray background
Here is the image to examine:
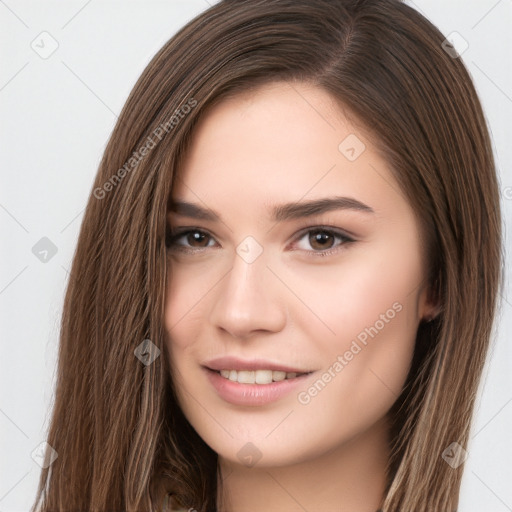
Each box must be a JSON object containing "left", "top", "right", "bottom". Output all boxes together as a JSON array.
[{"left": 1, "top": 1, "right": 511, "bottom": 511}]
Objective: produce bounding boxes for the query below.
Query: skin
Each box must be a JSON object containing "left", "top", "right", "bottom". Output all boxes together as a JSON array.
[{"left": 164, "top": 81, "right": 439, "bottom": 512}]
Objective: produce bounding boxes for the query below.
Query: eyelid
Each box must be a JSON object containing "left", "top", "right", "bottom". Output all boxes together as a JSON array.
[
  {"left": 288, "top": 225, "right": 355, "bottom": 256},
  {"left": 165, "top": 226, "right": 216, "bottom": 250},
  {"left": 291, "top": 224, "right": 355, "bottom": 244}
]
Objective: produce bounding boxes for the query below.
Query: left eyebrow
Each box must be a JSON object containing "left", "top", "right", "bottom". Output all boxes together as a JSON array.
[
  {"left": 270, "top": 196, "right": 375, "bottom": 221},
  {"left": 169, "top": 196, "right": 375, "bottom": 223}
]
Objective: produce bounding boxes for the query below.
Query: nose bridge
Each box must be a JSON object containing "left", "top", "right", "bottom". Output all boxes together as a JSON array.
[
  {"left": 211, "top": 236, "right": 286, "bottom": 337},
  {"left": 227, "top": 234, "right": 268, "bottom": 297}
]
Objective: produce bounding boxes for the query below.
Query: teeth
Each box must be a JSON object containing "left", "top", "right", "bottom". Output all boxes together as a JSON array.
[
  {"left": 217, "top": 369, "right": 303, "bottom": 384},
  {"left": 272, "top": 371, "right": 286, "bottom": 382},
  {"left": 255, "top": 370, "right": 273, "bottom": 384}
]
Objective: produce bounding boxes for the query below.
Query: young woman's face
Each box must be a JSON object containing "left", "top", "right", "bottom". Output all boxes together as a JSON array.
[{"left": 164, "top": 81, "right": 435, "bottom": 467}]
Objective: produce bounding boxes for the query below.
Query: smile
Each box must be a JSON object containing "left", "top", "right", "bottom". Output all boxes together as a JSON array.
[
  {"left": 204, "top": 367, "right": 314, "bottom": 406},
  {"left": 217, "top": 369, "right": 308, "bottom": 384}
]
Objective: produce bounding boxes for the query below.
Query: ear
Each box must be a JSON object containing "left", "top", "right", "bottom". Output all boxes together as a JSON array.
[{"left": 418, "top": 275, "right": 442, "bottom": 322}]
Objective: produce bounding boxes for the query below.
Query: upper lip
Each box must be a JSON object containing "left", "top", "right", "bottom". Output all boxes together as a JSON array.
[{"left": 204, "top": 356, "right": 312, "bottom": 374}]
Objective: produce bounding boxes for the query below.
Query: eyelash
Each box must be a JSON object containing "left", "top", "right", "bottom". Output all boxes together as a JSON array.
[{"left": 166, "top": 225, "right": 355, "bottom": 258}]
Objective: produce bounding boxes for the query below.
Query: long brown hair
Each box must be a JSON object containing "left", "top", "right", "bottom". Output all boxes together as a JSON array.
[{"left": 31, "top": 0, "right": 504, "bottom": 511}]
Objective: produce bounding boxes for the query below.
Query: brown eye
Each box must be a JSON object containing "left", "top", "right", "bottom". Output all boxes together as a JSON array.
[
  {"left": 185, "top": 231, "right": 210, "bottom": 247},
  {"left": 292, "top": 226, "right": 354, "bottom": 257},
  {"left": 166, "top": 229, "right": 215, "bottom": 251},
  {"left": 308, "top": 230, "right": 336, "bottom": 250}
]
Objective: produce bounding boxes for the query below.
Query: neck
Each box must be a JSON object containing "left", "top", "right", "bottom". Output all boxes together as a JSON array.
[{"left": 217, "top": 415, "right": 390, "bottom": 512}]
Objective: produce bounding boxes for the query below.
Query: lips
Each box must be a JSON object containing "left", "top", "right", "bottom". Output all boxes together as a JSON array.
[
  {"left": 204, "top": 366, "right": 313, "bottom": 406},
  {"left": 202, "top": 356, "right": 315, "bottom": 405},
  {"left": 203, "top": 356, "right": 311, "bottom": 374}
]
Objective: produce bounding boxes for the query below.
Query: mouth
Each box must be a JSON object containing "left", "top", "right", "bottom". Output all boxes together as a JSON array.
[
  {"left": 203, "top": 365, "right": 315, "bottom": 406},
  {"left": 213, "top": 368, "right": 311, "bottom": 385},
  {"left": 203, "top": 356, "right": 314, "bottom": 385}
]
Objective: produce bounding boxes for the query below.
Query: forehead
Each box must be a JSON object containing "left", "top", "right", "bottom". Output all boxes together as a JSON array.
[{"left": 171, "top": 81, "right": 403, "bottom": 220}]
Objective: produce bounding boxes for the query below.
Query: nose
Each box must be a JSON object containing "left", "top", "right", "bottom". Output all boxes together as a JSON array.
[{"left": 210, "top": 246, "right": 287, "bottom": 340}]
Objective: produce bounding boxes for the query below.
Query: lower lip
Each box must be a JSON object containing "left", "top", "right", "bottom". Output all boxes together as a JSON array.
[{"left": 204, "top": 368, "right": 313, "bottom": 406}]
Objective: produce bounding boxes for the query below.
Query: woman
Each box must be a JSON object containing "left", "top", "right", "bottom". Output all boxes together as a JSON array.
[{"left": 31, "top": 0, "right": 504, "bottom": 511}]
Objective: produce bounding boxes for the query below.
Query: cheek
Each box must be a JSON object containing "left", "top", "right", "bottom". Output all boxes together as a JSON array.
[
  {"left": 287, "top": 240, "right": 423, "bottom": 397},
  {"left": 289, "top": 264, "right": 420, "bottom": 444},
  {"left": 164, "top": 276, "right": 205, "bottom": 420},
  {"left": 163, "top": 257, "right": 214, "bottom": 351},
  {"left": 284, "top": 246, "right": 422, "bottom": 348},
  {"left": 163, "top": 256, "right": 232, "bottom": 416},
  {"left": 163, "top": 260, "right": 206, "bottom": 403}
]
